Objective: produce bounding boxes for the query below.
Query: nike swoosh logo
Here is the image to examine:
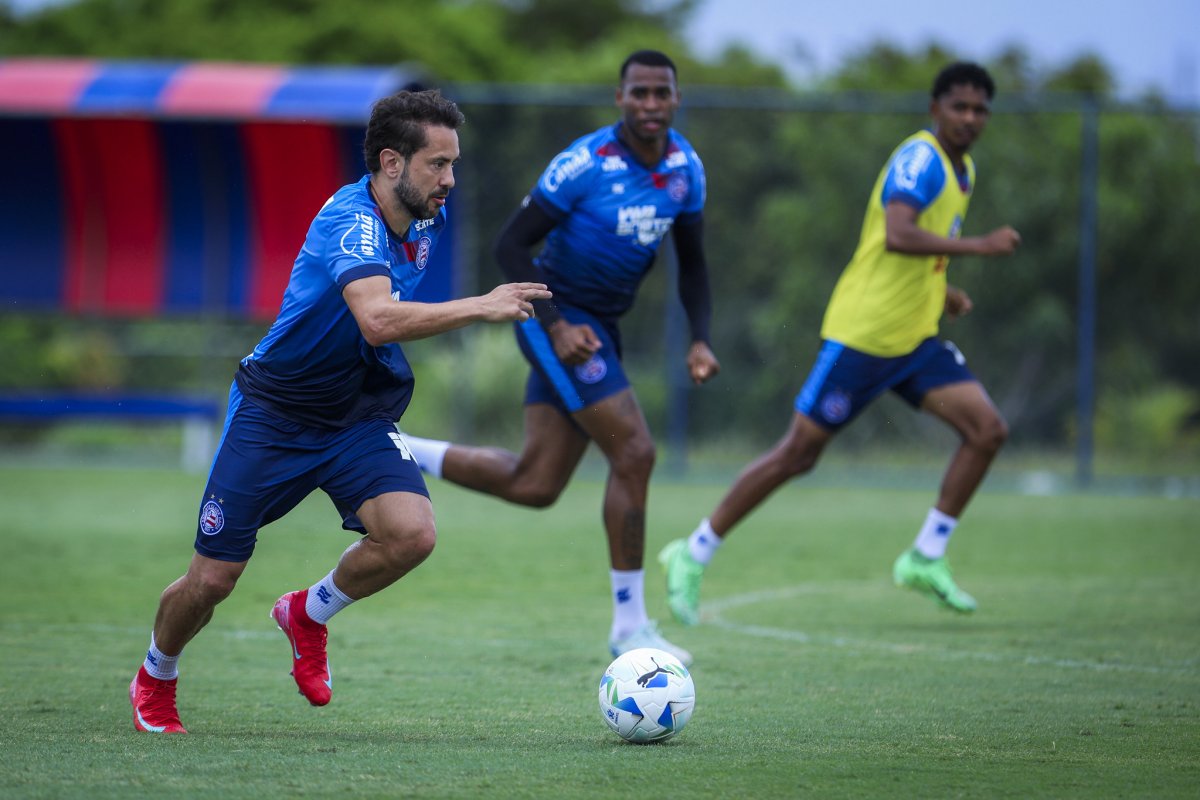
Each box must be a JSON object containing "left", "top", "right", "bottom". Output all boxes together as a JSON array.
[
  {"left": 274, "top": 608, "right": 302, "bottom": 659},
  {"left": 136, "top": 709, "right": 167, "bottom": 733}
]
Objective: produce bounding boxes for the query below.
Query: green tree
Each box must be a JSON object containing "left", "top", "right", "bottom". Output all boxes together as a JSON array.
[
  {"left": 0, "top": 0, "right": 785, "bottom": 87},
  {"left": 2, "top": 3, "right": 1196, "bottom": 467}
]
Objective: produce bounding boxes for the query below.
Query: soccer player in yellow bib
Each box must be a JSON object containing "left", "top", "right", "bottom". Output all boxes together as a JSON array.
[{"left": 660, "top": 61, "right": 1020, "bottom": 621}]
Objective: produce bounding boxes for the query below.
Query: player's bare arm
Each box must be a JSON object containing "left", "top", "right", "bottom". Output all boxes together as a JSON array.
[
  {"left": 344, "top": 275, "right": 550, "bottom": 346},
  {"left": 686, "top": 340, "right": 720, "bottom": 385},
  {"left": 885, "top": 202, "right": 1021, "bottom": 257}
]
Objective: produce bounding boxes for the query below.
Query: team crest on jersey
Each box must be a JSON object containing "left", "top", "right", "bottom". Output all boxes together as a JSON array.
[
  {"left": 415, "top": 236, "right": 432, "bottom": 269},
  {"left": 819, "top": 389, "right": 852, "bottom": 425},
  {"left": 575, "top": 355, "right": 608, "bottom": 384},
  {"left": 199, "top": 499, "right": 225, "bottom": 535},
  {"left": 667, "top": 173, "right": 689, "bottom": 202}
]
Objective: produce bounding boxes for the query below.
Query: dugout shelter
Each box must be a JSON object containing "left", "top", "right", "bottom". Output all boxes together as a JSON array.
[
  {"left": 0, "top": 58, "right": 456, "bottom": 470},
  {"left": 0, "top": 57, "right": 456, "bottom": 318}
]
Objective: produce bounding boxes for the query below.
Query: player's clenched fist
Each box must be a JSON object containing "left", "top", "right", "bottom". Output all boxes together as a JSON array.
[
  {"left": 980, "top": 225, "right": 1021, "bottom": 255},
  {"left": 687, "top": 341, "right": 720, "bottom": 385}
]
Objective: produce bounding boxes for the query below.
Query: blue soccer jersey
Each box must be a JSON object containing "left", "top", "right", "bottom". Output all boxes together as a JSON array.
[
  {"left": 528, "top": 123, "right": 706, "bottom": 318},
  {"left": 236, "top": 175, "right": 446, "bottom": 428}
]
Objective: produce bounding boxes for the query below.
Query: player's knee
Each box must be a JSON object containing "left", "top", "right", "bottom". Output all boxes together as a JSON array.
[
  {"left": 375, "top": 521, "right": 437, "bottom": 570},
  {"left": 970, "top": 413, "right": 1009, "bottom": 454},
  {"left": 609, "top": 435, "right": 656, "bottom": 481},
  {"left": 776, "top": 436, "right": 821, "bottom": 477},
  {"left": 518, "top": 484, "right": 564, "bottom": 508},
  {"left": 778, "top": 452, "right": 817, "bottom": 478},
  {"left": 403, "top": 523, "right": 438, "bottom": 565},
  {"left": 180, "top": 568, "right": 239, "bottom": 606}
]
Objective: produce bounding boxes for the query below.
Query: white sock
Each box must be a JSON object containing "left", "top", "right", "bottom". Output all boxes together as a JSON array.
[
  {"left": 609, "top": 569, "right": 647, "bottom": 642},
  {"left": 402, "top": 434, "right": 451, "bottom": 479},
  {"left": 688, "top": 518, "right": 722, "bottom": 565},
  {"left": 913, "top": 508, "right": 958, "bottom": 559},
  {"left": 143, "top": 633, "right": 179, "bottom": 680},
  {"left": 305, "top": 570, "right": 355, "bottom": 625}
]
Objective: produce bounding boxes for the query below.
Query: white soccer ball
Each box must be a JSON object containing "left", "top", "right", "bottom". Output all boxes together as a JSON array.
[{"left": 598, "top": 647, "right": 695, "bottom": 743}]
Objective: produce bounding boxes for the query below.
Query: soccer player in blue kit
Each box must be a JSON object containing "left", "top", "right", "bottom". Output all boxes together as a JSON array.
[
  {"left": 129, "top": 90, "right": 550, "bottom": 733},
  {"left": 661, "top": 62, "right": 1021, "bottom": 624},
  {"left": 404, "top": 51, "right": 719, "bottom": 666}
]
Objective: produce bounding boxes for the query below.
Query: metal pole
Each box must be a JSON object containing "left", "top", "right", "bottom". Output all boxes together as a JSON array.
[{"left": 1075, "top": 97, "right": 1100, "bottom": 486}]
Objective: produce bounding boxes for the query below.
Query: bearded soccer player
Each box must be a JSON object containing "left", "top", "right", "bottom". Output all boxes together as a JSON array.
[
  {"left": 129, "top": 90, "right": 550, "bottom": 733},
  {"left": 404, "top": 50, "right": 718, "bottom": 666},
  {"left": 661, "top": 61, "right": 1021, "bottom": 624}
]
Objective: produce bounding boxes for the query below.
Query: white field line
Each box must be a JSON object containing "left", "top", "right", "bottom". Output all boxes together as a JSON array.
[
  {"left": 5, "top": 589, "right": 1197, "bottom": 677},
  {"left": 705, "top": 584, "right": 1199, "bottom": 677},
  {"left": 0, "top": 622, "right": 279, "bottom": 641}
]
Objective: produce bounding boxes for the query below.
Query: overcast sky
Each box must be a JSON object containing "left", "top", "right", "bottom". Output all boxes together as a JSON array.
[{"left": 686, "top": 0, "right": 1199, "bottom": 101}]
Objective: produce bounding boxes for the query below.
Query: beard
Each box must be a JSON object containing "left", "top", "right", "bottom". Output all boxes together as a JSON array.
[{"left": 393, "top": 166, "right": 435, "bottom": 221}]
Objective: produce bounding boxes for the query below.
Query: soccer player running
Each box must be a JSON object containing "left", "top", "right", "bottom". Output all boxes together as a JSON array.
[
  {"left": 129, "top": 90, "right": 550, "bottom": 734},
  {"left": 403, "top": 51, "right": 718, "bottom": 666},
  {"left": 660, "top": 61, "right": 1021, "bottom": 624}
]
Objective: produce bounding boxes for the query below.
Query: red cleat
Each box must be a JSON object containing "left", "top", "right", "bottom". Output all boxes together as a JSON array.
[
  {"left": 271, "top": 589, "right": 332, "bottom": 706},
  {"left": 130, "top": 666, "right": 187, "bottom": 734}
]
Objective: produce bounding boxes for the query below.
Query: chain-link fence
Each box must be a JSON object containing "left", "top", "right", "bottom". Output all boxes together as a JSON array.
[{"left": 3, "top": 84, "right": 1198, "bottom": 492}]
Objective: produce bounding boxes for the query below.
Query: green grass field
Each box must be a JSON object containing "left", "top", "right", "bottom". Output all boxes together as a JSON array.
[{"left": 2, "top": 465, "right": 1197, "bottom": 798}]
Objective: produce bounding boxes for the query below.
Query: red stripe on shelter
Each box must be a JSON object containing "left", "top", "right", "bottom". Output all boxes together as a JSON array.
[
  {"left": 241, "top": 123, "right": 342, "bottom": 317},
  {"left": 0, "top": 58, "right": 98, "bottom": 113},
  {"left": 52, "top": 119, "right": 165, "bottom": 313},
  {"left": 159, "top": 63, "right": 287, "bottom": 118},
  {"left": 54, "top": 119, "right": 99, "bottom": 311}
]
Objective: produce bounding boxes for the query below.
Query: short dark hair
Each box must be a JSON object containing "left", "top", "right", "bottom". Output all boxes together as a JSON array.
[
  {"left": 619, "top": 50, "right": 677, "bottom": 83},
  {"left": 362, "top": 89, "right": 465, "bottom": 173},
  {"left": 931, "top": 61, "right": 995, "bottom": 100}
]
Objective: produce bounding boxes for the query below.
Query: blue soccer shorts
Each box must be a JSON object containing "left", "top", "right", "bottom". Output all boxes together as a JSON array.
[
  {"left": 514, "top": 305, "right": 631, "bottom": 414},
  {"left": 193, "top": 385, "right": 428, "bottom": 562},
  {"left": 794, "top": 337, "right": 976, "bottom": 431}
]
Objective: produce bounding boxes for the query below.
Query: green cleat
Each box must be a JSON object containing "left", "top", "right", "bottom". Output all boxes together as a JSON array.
[
  {"left": 658, "top": 538, "right": 705, "bottom": 626},
  {"left": 609, "top": 620, "right": 693, "bottom": 666},
  {"left": 893, "top": 549, "right": 977, "bottom": 613}
]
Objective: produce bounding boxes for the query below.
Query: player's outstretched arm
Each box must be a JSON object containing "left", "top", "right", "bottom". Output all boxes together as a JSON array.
[
  {"left": 885, "top": 202, "right": 1021, "bottom": 257},
  {"left": 343, "top": 275, "right": 550, "bottom": 346},
  {"left": 973, "top": 225, "right": 1021, "bottom": 256}
]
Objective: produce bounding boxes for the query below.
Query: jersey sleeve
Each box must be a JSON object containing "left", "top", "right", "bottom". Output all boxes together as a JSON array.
[
  {"left": 319, "top": 204, "right": 391, "bottom": 290},
  {"left": 677, "top": 149, "right": 707, "bottom": 224},
  {"left": 880, "top": 139, "right": 946, "bottom": 211},
  {"left": 529, "top": 141, "right": 597, "bottom": 220}
]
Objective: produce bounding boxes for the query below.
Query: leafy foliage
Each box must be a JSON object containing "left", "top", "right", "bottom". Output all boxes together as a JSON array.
[{"left": 1, "top": 1, "right": 1197, "bottom": 464}]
